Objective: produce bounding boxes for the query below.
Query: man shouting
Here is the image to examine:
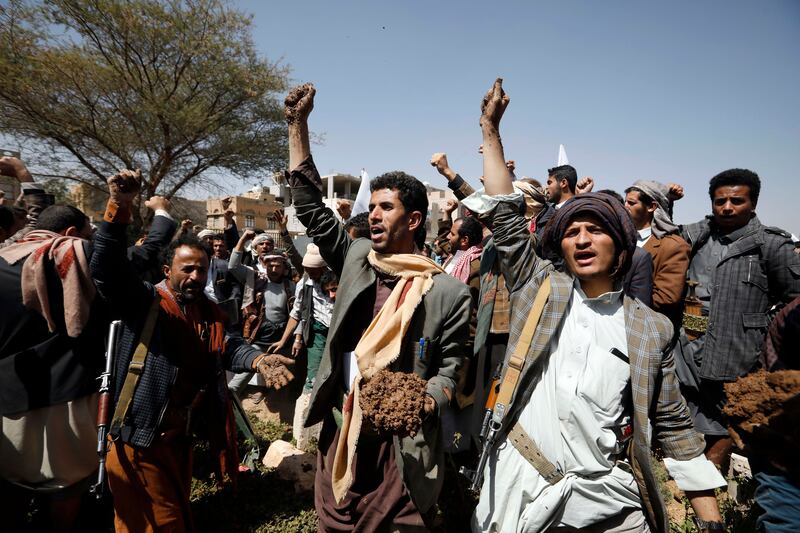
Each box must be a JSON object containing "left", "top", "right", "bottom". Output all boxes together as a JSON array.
[{"left": 285, "top": 83, "right": 471, "bottom": 531}]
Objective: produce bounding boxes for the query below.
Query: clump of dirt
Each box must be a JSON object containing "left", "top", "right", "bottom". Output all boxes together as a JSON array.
[
  {"left": 284, "top": 83, "right": 314, "bottom": 124},
  {"left": 360, "top": 369, "right": 427, "bottom": 438},
  {"left": 257, "top": 357, "right": 292, "bottom": 389},
  {"left": 723, "top": 369, "right": 800, "bottom": 472}
]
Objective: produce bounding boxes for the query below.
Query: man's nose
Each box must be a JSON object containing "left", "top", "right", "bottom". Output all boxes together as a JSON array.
[{"left": 575, "top": 228, "right": 591, "bottom": 245}]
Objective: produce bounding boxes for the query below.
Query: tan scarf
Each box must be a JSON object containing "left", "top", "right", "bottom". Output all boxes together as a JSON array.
[
  {"left": 0, "top": 229, "right": 95, "bottom": 337},
  {"left": 331, "top": 250, "right": 444, "bottom": 503}
]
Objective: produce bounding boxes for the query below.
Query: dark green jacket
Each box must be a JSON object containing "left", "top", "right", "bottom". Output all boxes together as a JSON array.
[{"left": 289, "top": 157, "right": 471, "bottom": 514}]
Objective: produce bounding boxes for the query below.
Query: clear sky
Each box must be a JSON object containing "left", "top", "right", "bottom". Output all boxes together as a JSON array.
[{"left": 234, "top": 0, "right": 799, "bottom": 234}]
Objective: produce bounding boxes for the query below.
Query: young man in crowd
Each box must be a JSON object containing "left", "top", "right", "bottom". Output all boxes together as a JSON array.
[
  {"left": 675, "top": 168, "right": 800, "bottom": 469},
  {"left": 469, "top": 78, "right": 725, "bottom": 533},
  {"left": 546, "top": 164, "right": 579, "bottom": 209},
  {"left": 285, "top": 82, "right": 471, "bottom": 531},
  {"left": 90, "top": 171, "right": 293, "bottom": 532},
  {"left": 625, "top": 180, "right": 690, "bottom": 327},
  {"left": 227, "top": 229, "right": 296, "bottom": 399}
]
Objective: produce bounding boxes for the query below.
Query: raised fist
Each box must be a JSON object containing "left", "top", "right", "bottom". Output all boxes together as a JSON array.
[
  {"left": 576, "top": 177, "right": 594, "bottom": 195},
  {"left": 506, "top": 160, "right": 516, "bottom": 173},
  {"left": 242, "top": 229, "right": 256, "bottom": 242},
  {"left": 107, "top": 169, "right": 142, "bottom": 204},
  {"left": 430, "top": 152, "right": 450, "bottom": 173},
  {"left": 335, "top": 199, "right": 352, "bottom": 221},
  {"left": 0, "top": 157, "right": 33, "bottom": 183},
  {"left": 667, "top": 183, "right": 684, "bottom": 202},
  {"left": 181, "top": 219, "right": 193, "bottom": 231},
  {"left": 285, "top": 83, "right": 316, "bottom": 124},
  {"left": 480, "top": 78, "right": 510, "bottom": 129},
  {"left": 221, "top": 196, "right": 233, "bottom": 210},
  {"left": 444, "top": 198, "right": 458, "bottom": 214}
]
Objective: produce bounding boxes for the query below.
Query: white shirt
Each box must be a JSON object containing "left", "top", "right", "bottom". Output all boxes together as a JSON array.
[
  {"left": 636, "top": 227, "right": 653, "bottom": 248},
  {"left": 473, "top": 283, "right": 724, "bottom": 533},
  {"left": 443, "top": 249, "right": 465, "bottom": 275},
  {"left": 290, "top": 276, "right": 335, "bottom": 329}
]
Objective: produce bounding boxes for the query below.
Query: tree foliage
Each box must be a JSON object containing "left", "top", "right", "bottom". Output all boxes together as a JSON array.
[{"left": 0, "top": 0, "right": 288, "bottom": 223}]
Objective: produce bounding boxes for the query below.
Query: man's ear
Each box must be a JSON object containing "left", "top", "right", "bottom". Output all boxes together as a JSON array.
[
  {"left": 162, "top": 264, "right": 171, "bottom": 280},
  {"left": 560, "top": 178, "right": 569, "bottom": 191},
  {"left": 408, "top": 210, "right": 423, "bottom": 233},
  {"left": 647, "top": 202, "right": 658, "bottom": 215},
  {"left": 63, "top": 226, "right": 79, "bottom": 237}
]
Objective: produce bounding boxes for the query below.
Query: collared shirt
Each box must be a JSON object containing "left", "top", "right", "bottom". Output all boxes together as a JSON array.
[
  {"left": 636, "top": 227, "right": 652, "bottom": 248},
  {"left": 476, "top": 282, "right": 724, "bottom": 532},
  {"left": 555, "top": 200, "right": 567, "bottom": 210},
  {"left": 204, "top": 259, "right": 219, "bottom": 303},
  {"left": 290, "top": 276, "right": 334, "bottom": 329}
]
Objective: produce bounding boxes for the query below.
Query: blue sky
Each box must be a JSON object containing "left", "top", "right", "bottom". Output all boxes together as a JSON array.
[{"left": 236, "top": 0, "right": 799, "bottom": 234}]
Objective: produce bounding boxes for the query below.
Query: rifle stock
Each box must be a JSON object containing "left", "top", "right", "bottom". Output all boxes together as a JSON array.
[{"left": 90, "top": 320, "right": 121, "bottom": 498}]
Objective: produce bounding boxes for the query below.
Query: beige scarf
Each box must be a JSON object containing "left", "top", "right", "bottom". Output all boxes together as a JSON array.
[{"left": 331, "top": 250, "right": 444, "bottom": 503}]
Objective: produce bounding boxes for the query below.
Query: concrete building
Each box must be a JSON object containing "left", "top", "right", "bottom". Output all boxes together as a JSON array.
[{"left": 206, "top": 186, "right": 284, "bottom": 241}]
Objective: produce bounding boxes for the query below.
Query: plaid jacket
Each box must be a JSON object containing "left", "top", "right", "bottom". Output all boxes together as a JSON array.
[
  {"left": 681, "top": 216, "right": 800, "bottom": 380},
  {"left": 488, "top": 198, "right": 705, "bottom": 533}
]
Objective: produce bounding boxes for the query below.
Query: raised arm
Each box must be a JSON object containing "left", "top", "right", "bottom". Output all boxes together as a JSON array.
[
  {"left": 90, "top": 170, "right": 153, "bottom": 314},
  {"left": 0, "top": 157, "right": 52, "bottom": 246},
  {"left": 480, "top": 79, "right": 513, "bottom": 196},
  {"left": 475, "top": 78, "right": 549, "bottom": 292},
  {"left": 285, "top": 83, "right": 353, "bottom": 276},
  {"left": 274, "top": 208, "right": 304, "bottom": 275},
  {"left": 431, "top": 152, "right": 476, "bottom": 201},
  {"left": 228, "top": 229, "right": 256, "bottom": 282},
  {"left": 126, "top": 196, "right": 177, "bottom": 273}
]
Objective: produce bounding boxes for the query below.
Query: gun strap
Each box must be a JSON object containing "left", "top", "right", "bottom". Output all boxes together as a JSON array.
[
  {"left": 492, "top": 275, "right": 563, "bottom": 484},
  {"left": 110, "top": 293, "right": 161, "bottom": 432},
  {"left": 492, "top": 275, "right": 551, "bottom": 417}
]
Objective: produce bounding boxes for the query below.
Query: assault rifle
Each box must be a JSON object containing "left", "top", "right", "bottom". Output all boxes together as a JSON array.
[
  {"left": 459, "top": 364, "right": 502, "bottom": 492},
  {"left": 90, "top": 320, "right": 121, "bottom": 498}
]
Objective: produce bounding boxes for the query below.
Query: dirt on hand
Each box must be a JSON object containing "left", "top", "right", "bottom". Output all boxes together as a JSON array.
[
  {"left": 284, "top": 83, "right": 313, "bottom": 124},
  {"left": 360, "top": 369, "right": 428, "bottom": 438},
  {"left": 257, "top": 357, "right": 291, "bottom": 389},
  {"left": 723, "top": 369, "right": 800, "bottom": 472}
]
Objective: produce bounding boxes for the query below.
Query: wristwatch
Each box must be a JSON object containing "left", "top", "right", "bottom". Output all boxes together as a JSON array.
[{"left": 695, "top": 518, "right": 725, "bottom": 531}]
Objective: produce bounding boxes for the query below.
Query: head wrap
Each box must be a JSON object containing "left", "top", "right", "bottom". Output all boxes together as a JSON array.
[
  {"left": 196, "top": 229, "right": 215, "bottom": 240},
  {"left": 252, "top": 233, "right": 275, "bottom": 247},
  {"left": 513, "top": 181, "right": 547, "bottom": 221},
  {"left": 629, "top": 180, "right": 679, "bottom": 239},
  {"left": 302, "top": 243, "right": 327, "bottom": 268},
  {"left": 542, "top": 192, "right": 638, "bottom": 278}
]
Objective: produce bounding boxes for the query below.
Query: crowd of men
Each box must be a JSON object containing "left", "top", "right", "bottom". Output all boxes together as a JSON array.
[{"left": 0, "top": 78, "right": 798, "bottom": 533}]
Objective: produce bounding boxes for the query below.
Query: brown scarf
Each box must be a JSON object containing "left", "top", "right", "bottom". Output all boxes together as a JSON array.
[
  {"left": 155, "top": 281, "right": 240, "bottom": 487},
  {"left": 0, "top": 229, "right": 95, "bottom": 337},
  {"left": 331, "top": 250, "right": 443, "bottom": 503}
]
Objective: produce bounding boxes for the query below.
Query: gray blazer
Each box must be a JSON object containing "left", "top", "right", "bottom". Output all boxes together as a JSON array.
[{"left": 681, "top": 216, "right": 800, "bottom": 380}]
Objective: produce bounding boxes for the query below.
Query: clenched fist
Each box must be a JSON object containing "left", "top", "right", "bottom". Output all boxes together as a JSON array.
[
  {"left": 285, "top": 83, "right": 316, "bottom": 125},
  {"left": 480, "top": 78, "right": 510, "bottom": 130},
  {"left": 107, "top": 169, "right": 142, "bottom": 205}
]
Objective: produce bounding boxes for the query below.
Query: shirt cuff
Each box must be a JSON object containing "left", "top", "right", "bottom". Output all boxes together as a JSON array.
[
  {"left": 663, "top": 455, "right": 726, "bottom": 492},
  {"left": 286, "top": 155, "right": 322, "bottom": 190},
  {"left": 461, "top": 189, "right": 525, "bottom": 216},
  {"left": 154, "top": 209, "right": 173, "bottom": 221}
]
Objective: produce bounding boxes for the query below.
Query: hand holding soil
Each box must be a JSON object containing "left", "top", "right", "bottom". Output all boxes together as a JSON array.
[
  {"left": 107, "top": 168, "right": 142, "bottom": 204},
  {"left": 254, "top": 354, "right": 295, "bottom": 390},
  {"left": 285, "top": 83, "right": 316, "bottom": 124},
  {"left": 359, "top": 369, "right": 428, "bottom": 438},
  {"left": 480, "top": 78, "right": 509, "bottom": 129}
]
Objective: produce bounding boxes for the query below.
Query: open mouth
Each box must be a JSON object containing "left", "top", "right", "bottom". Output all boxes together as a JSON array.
[
  {"left": 370, "top": 225, "right": 385, "bottom": 239},
  {"left": 574, "top": 250, "right": 596, "bottom": 266}
]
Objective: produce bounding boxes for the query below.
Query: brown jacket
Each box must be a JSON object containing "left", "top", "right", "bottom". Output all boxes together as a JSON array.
[{"left": 643, "top": 233, "right": 690, "bottom": 327}]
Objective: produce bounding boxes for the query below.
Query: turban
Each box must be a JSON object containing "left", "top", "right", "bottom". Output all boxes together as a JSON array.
[
  {"left": 629, "top": 180, "right": 679, "bottom": 239},
  {"left": 542, "top": 192, "right": 638, "bottom": 278},
  {"left": 252, "top": 233, "right": 275, "bottom": 247},
  {"left": 513, "top": 181, "right": 547, "bottom": 221},
  {"left": 196, "top": 229, "right": 215, "bottom": 240}
]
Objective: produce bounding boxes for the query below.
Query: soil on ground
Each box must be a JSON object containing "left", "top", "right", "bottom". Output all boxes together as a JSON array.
[
  {"left": 360, "top": 369, "right": 427, "bottom": 437},
  {"left": 723, "top": 369, "right": 800, "bottom": 472}
]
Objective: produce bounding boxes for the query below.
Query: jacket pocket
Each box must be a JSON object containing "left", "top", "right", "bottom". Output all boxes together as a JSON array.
[{"left": 742, "top": 313, "right": 768, "bottom": 329}]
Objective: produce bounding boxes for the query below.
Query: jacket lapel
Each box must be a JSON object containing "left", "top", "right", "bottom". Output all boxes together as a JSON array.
[{"left": 623, "top": 296, "right": 655, "bottom": 438}]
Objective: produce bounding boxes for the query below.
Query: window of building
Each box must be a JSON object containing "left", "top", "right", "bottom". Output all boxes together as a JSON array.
[{"left": 245, "top": 215, "right": 255, "bottom": 228}]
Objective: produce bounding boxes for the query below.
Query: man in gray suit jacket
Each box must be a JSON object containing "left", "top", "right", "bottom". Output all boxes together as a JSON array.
[{"left": 284, "top": 84, "right": 471, "bottom": 532}]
